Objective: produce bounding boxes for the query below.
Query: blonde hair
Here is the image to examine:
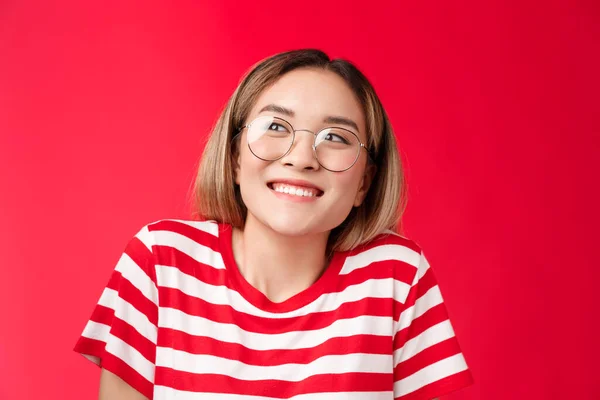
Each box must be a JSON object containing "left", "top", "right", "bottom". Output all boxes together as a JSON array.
[{"left": 191, "top": 49, "right": 407, "bottom": 252}]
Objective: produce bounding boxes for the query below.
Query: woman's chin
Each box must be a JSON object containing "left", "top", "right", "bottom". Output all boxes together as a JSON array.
[
  {"left": 253, "top": 214, "right": 321, "bottom": 237},
  {"left": 267, "top": 220, "right": 316, "bottom": 237}
]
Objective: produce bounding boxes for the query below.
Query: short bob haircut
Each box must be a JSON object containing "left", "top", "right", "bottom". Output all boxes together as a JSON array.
[{"left": 192, "top": 49, "right": 407, "bottom": 252}]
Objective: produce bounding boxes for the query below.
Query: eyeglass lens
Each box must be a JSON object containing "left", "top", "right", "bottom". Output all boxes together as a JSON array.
[{"left": 246, "top": 116, "right": 360, "bottom": 171}]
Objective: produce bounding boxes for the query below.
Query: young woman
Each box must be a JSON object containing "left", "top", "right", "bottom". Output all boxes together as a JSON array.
[{"left": 74, "top": 49, "right": 473, "bottom": 400}]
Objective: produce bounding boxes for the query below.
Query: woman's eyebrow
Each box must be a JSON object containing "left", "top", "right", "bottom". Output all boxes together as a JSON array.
[
  {"left": 258, "top": 103, "right": 360, "bottom": 132},
  {"left": 323, "top": 115, "right": 360, "bottom": 132},
  {"left": 259, "top": 104, "right": 294, "bottom": 117}
]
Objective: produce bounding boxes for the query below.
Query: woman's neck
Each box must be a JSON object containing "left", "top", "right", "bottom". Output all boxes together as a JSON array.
[{"left": 231, "top": 215, "right": 331, "bottom": 303}]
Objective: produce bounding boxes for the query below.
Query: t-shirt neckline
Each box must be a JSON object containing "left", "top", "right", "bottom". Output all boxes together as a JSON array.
[{"left": 218, "top": 223, "right": 346, "bottom": 313}]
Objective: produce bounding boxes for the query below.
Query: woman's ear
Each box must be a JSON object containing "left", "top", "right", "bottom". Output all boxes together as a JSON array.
[{"left": 354, "top": 163, "right": 377, "bottom": 207}]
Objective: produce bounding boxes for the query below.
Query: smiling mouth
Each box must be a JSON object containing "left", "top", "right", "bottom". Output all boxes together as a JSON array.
[{"left": 267, "top": 183, "right": 324, "bottom": 197}]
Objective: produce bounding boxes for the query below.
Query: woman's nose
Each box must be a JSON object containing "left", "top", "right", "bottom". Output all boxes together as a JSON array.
[{"left": 279, "top": 130, "right": 320, "bottom": 170}]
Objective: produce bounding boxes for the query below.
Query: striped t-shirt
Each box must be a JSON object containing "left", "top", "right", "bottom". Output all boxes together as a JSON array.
[{"left": 74, "top": 219, "right": 473, "bottom": 399}]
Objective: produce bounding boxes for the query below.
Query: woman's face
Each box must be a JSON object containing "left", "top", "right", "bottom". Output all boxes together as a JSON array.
[{"left": 234, "top": 67, "right": 375, "bottom": 237}]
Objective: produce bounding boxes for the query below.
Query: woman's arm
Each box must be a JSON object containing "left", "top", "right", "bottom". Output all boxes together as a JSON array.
[{"left": 98, "top": 368, "right": 149, "bottom": 400}]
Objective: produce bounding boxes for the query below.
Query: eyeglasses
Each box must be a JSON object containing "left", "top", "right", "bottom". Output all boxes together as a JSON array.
[{"left": 235, "top": 115, "right": 371, "bottom": 172}]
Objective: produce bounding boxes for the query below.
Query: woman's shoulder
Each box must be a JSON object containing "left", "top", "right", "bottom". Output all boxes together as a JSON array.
[
  {"left": 345, "top": 230, "right": 423, "bottom": 276},
  {"left": 133, "top": 218, "right": 226, "bottom": 251},
  {"left": 349, "top": 229, "right": 423, "bottom": 267},
  {"left": 370, "top": 229, "right": 422, "bottom": 252},
  {"left": 145, "top": 218, "right": 221, "bottom": 234}
]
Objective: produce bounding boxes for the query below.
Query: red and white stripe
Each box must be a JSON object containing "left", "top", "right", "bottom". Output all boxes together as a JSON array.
[{"left": 74, "top": 219, "right": 473, "bottom": 399}]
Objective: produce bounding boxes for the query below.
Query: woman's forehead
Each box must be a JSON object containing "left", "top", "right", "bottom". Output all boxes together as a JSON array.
[{"left": 249, "top": 69, "right": 366, "bottom": 136}]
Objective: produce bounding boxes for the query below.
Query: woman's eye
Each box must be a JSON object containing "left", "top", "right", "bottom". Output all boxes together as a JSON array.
[
  {"left": 324, "top": 133, "right": 348, "bottom": 143},
  {"left": 269, "top": 123, "right": 287, "bottom": 132}
]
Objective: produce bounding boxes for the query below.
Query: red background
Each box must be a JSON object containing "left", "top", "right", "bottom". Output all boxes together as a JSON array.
[{"left": 1, "top": 1, "right": 598, "bottom": 399}]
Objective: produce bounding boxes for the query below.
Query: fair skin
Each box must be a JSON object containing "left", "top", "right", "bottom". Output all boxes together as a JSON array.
[
  {"left": 232, "top": 67, "right": 376, "bottom": 303},
  {"left": 98, "top": 369, "right": 147, "bottom": 400},
  {"left": 98, "top": 68, "right": 376, "bottom": 398}
]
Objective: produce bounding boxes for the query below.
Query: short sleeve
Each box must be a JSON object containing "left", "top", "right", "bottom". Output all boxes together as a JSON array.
[
  {"left": 393, "top": 251, "right": 473, "bottom": 400},
  {"left": 73, "top": 225, "right": 159, "bottom": 400}
]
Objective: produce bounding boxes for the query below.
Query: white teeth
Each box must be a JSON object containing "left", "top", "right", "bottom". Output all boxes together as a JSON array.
[{"left": 271, "top": 183, "right": 319, "bottom": 197}]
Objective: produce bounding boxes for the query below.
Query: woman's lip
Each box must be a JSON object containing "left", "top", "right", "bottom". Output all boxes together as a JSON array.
[{"left": 268, "top": 185, "right": 321, "bottom": 202}]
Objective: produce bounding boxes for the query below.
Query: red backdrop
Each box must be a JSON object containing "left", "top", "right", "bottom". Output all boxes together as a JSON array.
[{"left": 1, "top": 1, "right": 598, "bottom": 398}]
